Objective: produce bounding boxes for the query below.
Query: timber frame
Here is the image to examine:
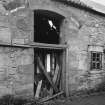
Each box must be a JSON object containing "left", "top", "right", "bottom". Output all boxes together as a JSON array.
[
  {"left": 0, "top": 43, "right": 67, "bottom": 49},
  {"left": 32, "top": 9, "right": 68, "bottom": 98},
  {"left": 0, "top": 42, "right": 67, "bottom": 97},
  {"left": 33, "top": 42, "right": 67, "bottom": 98}
]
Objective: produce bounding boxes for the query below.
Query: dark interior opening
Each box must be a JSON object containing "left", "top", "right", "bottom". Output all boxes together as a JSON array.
[{"left": 34, "top": 10, "right": 64, "bottom": 44}]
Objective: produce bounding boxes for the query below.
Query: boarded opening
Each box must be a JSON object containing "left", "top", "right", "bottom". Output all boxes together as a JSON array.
[
  {"left": 33, "top": 10, "right": 65, "bottom": 98},
  {"left": 34, "top": 49, "right": 62, "bottom": 98}
]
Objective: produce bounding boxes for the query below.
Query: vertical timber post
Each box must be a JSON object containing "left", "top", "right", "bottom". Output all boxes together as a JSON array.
[
  {"left": 60, "top": 18, "right": 69, "bottom": 96},
  {"left": 65, "top": 48, "right": 69, "bottom": 97},
  {"left": 61, "top": 47, "right": 69, "bottom": 97},
  {"left": 60, "top": 49, "right": 65, "bottom": 92}
]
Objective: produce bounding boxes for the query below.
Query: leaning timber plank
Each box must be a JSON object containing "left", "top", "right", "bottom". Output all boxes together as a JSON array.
[
  {"left": 48, "top": 88, "right": 53, "bottom": 96},
  {"left": 35, "top": 80, "right": 42, "bottom": 98},
  {"left": 37, "top": 57, "right": 58, "bottom": 92},
  {"left": 55, "top": 65, "right": 61, "bottom": 87},
  {"left": 39, "top": 91, "right": 64, "bottom": 103},
  {"left": 53, "top": 64, "right": 59, "bottom": 84}
]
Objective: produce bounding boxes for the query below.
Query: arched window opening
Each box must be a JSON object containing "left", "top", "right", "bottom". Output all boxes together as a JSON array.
[{"left": 34, "top": 10, "right": 64, "bottom": 44}]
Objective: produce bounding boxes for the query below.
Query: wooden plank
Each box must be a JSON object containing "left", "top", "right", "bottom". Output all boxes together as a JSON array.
[
  {"left": 53, "top": 64, "right": 59, "bottom": 84},
  {"left": 0, "top": 42, "right": 67, "bottom": 49},
  {"left": 35, "top": 80, "right": 42, "bottom": 98},
  {"left": 65, "top": 48, "right": 69, "bottom": 97},
  {"left": 55, "top": 64, "right": 61, "bottom": 87},
  {"left": 37, "top": 57, "right": 58, "bottom": 93},
  {"left": 39, "top": 91, "right": 64, "bottom": 103},
  {"left": 30, "top": 42, "right": 67, "bottom": 49},
  {"left": 48, "top": 88, "right": 53, "bottom": 96},
  {"left": 46, "top": 54, "right": 51, "bottom": 72}
]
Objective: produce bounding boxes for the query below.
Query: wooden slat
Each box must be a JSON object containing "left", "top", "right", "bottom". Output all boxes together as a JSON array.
[
  {"left": 39, "top": 91, "right": 64, "bottom": 103},
  {"left": 48, "top": 88, "right": 53, "bottom": 96},
  {"left": 55, "top": 65, "right": 61, "bottom": 87},
  {"left": 37, "top": 57, "right": 59, "bottom": 93},
  {"left": 35, "top": 80, "right": 42, "bottom": 98},
  {"left": 30, "top": 42, "right": 67, "bottom": 49},
  {"left": 65, "top": 48, "right": 69, "bottom": 96},
  {"left": 53, "top": 64, "right": 59, "bottom": 84}
]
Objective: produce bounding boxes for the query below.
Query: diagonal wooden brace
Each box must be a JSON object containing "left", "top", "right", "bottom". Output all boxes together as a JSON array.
[{"left": 37, "top": 57, "right": 59, "bottom": 93}]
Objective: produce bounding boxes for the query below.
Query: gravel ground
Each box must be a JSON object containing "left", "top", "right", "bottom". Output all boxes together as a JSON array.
[
  {"left": 57, "top": 94, "right": 105, "bottom": 105},
  {"left": 44, "top": 93, "right": 105, "bottom": 105},
  {"left": 1, "top": 93, "right": 105, "bottom": 105}
]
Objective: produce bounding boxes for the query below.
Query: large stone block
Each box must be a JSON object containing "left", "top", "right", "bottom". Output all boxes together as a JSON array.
[
  {"left": 0, "top": 54, "right": 9, "bottom": 67},
  {"left": 0, "top": 27, "right": 11, "bottom": 43},
  {"left": 16, "top": 54, "right": 33, "bottom": 65},
  {"left": 9, "top": 7, "right": 33, "bottom": 43},
  {"left": 3, "top": 0, "right": 26, "bottom": 11},
  {"left": 14, "top": 83, "right": 33, "bottom": 96},
  {"left": 0, "top": 71, "right": 6, "bottom": 81},
  {"left": 0, "top": 86, "right": 12, "bottom": 96},
  {"left": 12, "top": 38, "right": 25, "bottom": 44},
  {"left": 20, "top": 75, "right": 33, "bottom": 84},
  {"left": 18, "top": 64, "right": 34, "bottom": 75}
]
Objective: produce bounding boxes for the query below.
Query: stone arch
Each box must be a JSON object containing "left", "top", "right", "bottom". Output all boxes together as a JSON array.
[
  {"left": 29, "top": 0, "right": 69, "bottom": 18},
  {"left": 34, "top": 9, "right": 65, "bottom": 20}
]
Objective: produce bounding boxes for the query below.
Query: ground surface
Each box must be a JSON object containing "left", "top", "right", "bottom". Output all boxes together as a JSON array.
[
  {"left": 1, "top": 93, "right": 105, "bottom": 105},
  {"left": 48, "top": 93, "right": 105, "bottom": 105}
]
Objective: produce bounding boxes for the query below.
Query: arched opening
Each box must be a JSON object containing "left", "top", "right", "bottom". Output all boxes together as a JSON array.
[
  {"left": 33, "top": 10, "right": 66, "bottom": 98},
  {"left": 34, "top": 10, "right": 64, "bottom": 44}
]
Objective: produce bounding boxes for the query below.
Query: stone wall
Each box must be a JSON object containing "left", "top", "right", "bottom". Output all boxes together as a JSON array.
[
  {"left": 0, "top": 0, "right": 105, "bottom": 97},
  {"left": 0, "top": 0, "right": 34, "bottom": 97},
  {"left": 0, "top": 47, "right": 34, "bottom": 96},
  {"left": 62, "top": 6, "right": 105, "bottom": 94},
  {"left": 28, "top": 0, "right": 105, "bottom": 95}
]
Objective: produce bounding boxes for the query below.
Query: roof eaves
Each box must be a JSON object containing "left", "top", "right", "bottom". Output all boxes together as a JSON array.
[{"left": 51, "top": 0, "right": 105, "bottom": 17}]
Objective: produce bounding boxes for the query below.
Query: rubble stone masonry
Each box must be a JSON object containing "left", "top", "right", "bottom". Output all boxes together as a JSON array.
[
  {"left": 0, "top": 0, "right": 34, "bottom": 97},
  {"left": 0, "top": 0, "right": 105, "bottom": 96}
]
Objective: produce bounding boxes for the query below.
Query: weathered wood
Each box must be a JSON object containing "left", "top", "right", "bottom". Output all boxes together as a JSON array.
[
  {"left": 48, "top": 88, "right": 53, "bottom": 96},
  {"left": 35, "top": 80, "right": 42, "bottom": 98},
  {"left": 65, "top": 48, "right": 69, "bottom": 97},
  {"left": 37, "top": 57, "right": 59, "bottom": 93},
  {"left": 55, "top": 64, "right": 61, "bottom": 87},
  {"left": 53, "top": 64, "right": 59, "bottom": 84},
  {"left": 30, "top": 42, "right": 67, "bottom": 49},
  {"left": 39, "top": 91, "right": 64, "bottom": 103},
  {"left": 0, "top": 42, "right": 67, "bottom": 49}
]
